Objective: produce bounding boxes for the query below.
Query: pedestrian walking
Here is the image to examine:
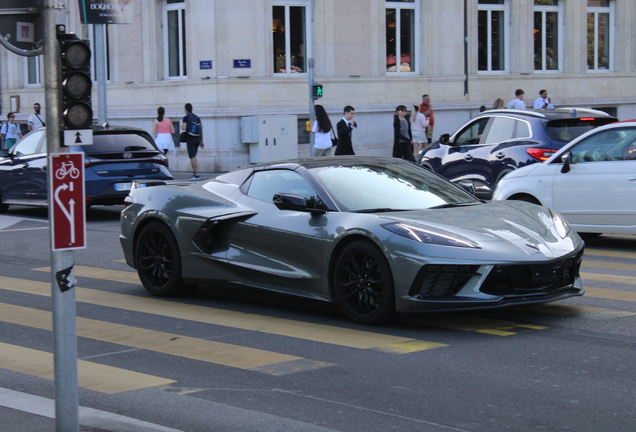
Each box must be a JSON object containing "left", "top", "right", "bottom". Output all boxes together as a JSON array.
[
  {"left": 311, "top": 104, "right": 334, "bottom": 157},
  {"left": 181, "top": 103, "right": 204, "bottom": 179},
  {"left": 334, "top": 105, "right": 356, "bottom": 155},
  {"left": 419, "top": 94, "right": 434, "bottom": 145},
  {"left": 27, "top": 103, "right": 45, "bottom": 131},
  {"left": 507, "top": 89, "right": 526, "bottom": 110},
  {"left": 411, "top": 103, "right": 430, "bottom": 160},
  {"left": 392, "top": 105, "right": 416, "bottom": 162},
  {"left": 152, "top": 107, "right": 176, "bottom": 155},
  {"left": 0, "top": 112, "right": 23, "bottom": 150}
]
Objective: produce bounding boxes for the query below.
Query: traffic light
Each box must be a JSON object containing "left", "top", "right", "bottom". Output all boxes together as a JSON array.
[
  {"left": 312, "top": 82, "right": 323, "bottom": 99},
  {"left": 58, "top": 30, "right": 93, "bottom": 130}
]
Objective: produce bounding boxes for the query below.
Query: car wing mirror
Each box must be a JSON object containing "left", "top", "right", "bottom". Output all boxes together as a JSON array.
[
  {"left": 457, "top": 181, "right": 475, "bottom": 195},
  {"left": 0, "top": 149, "right": 9, "bottom": 158},
  {"left": 439, "top": 133, "right": 450, "bottom": 145},
  {"left": 273, "top": 193, "right": 326, "bottom": 215},
  {"left": 560, "top": 152, "right": 571, "bottom": 173}
]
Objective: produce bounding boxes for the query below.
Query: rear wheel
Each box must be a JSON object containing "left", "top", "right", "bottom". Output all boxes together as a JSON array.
[
  {"left": 333, "top": 240, "right": 395, "bottom": 325},
  {"left": 134, "top": 221, "right": 192, "bottom": 296}
]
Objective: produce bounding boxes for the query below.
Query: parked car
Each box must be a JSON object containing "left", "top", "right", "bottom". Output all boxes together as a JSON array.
[
  {"left": 493, "top": 121, "right": 636, "bottom": 235},
  {"left": 121, "top": 156, "right": 584, "bottom": 325},
  {"left": 418, "top": 108, "right": 617, "bottom": 199},
  {"left": 0, "top": 125, "right": 172, "bottom": 212}
]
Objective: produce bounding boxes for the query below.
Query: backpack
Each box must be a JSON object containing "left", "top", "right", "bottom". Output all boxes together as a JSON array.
[{"left": 187, "top": 113, "right": 202, "bottom": 136}]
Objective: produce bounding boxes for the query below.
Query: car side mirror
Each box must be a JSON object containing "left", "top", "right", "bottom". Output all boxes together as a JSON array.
[
  {"left": 0, "top": 149, "right": 9, "bottom": 158},
  {"left": 457, "top": 181, "right": 475, "bottom": 195},
  {"left": 439, "top": 133, "right": 450, "bottom": 145},
  {"left": 273, "top": 193, "right": 326, "bottom": 215},
  {"left": 561, "top": 152, "right": 571, "bottom": 173}
]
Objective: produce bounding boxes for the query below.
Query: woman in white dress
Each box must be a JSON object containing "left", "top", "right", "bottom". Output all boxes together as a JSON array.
[
  {"left": 410, "top": 104, "right": 430, "bottom": 160},
  {"left": 151, "top": 107, "right": 176, "bottom": 155}
]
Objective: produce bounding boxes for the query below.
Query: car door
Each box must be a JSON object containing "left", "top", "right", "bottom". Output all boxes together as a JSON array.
[
  {"left": 228, "top": 169, "right": 328, "bottom": 296},
  {"left": 552, "top": 127, "right": 636, "bottom": 230},
  {"left": 0, "top": 130, "right": 46, "bottom": 201},
  {"left": 436, "top": 117, "right": 492, "bottom": 188}
]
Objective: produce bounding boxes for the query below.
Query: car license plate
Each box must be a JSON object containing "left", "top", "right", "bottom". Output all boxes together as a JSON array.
[
  {"left": 114, "top": 182, "right": 132, "bottom": 191},
  {"left": 532, "top": 267, "right": 562, "bottom": 285}
]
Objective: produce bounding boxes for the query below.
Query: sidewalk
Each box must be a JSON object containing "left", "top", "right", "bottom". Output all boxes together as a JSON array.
[
  {"left": 171, "top": 170, "right": 221, "bottom": 181},
  {"left": 0, "top": 387, "right": 184, "bottom": 432}
]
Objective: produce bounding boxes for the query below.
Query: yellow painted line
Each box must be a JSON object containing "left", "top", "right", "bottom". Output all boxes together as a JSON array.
[
  {"left": 33, "top": 266, "right": 139, "bottom": 284},
  {"left": 401, "top": 314, "right": 546, "bottom": 336},
  {"left": 581, "top": 272, "right": 636, "bottom": 285},
  {"left": 2, "top": 275, "right": 436, "bottom": 353},
  {"left": 373, "top": 340, "right": 448, "bottom": 354},
  {"left": 0, "top": 342, "right": 174, "bottom": 394},
  {"left": 512, "top": 303, "right": 635, "bottom": 319},
  {"left": 582, "top": 260, "right": 636, "bottom": 272},
  {"left": 585, "top": 249, "right": 636, "bottom": 260},
  {"left": 584, "top": 286, "right": 636, "bottom": 302}
]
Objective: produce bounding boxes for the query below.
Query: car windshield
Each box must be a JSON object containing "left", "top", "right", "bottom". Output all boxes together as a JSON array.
[
  {"left": 309, "top": 163, "right": 480, "bottom": 212},
  {"left": 545, "top": 118, "right": 616, "bottom": 143}
]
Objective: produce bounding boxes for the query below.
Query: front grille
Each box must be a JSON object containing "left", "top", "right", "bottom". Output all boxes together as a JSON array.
[
  {"left": 480, "top": 249, "right": 583, "bottom": 296},
  {"left": 410, "top": 265, "right": 480, "bottom": 299}
]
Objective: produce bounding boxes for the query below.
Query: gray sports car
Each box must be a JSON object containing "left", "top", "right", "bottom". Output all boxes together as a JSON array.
[{"left": 120, "top": 157, "right": 584, "bottom": 325}]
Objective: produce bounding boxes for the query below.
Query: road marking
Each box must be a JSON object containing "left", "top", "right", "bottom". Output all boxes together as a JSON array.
[
  {"left": 0, "top": 342, "right": 174, "bottom": 394},
  {"left": 511, "top": 303, "right": 636, "bottom": 319},
  {"left": 582, "top": 260, "right": 636, "bottom": 271},
  {"left": 0, "top": 303, "right": 328, "bottom": 376},
  {"left": 372, "top": 340, "right": 448, "bottom": 353},
  {"left": 401, "top": 314, "right": 546, "bottom": 336},
  {"left": 581, "top": 272, "right": 636, "bottom": 285},
  {"left": 585, "top": 249, "right": 636, "bottom": 260},
  {"left": 34, "top": 265, "right": 139, "bottom": 284},
  {"left": 584, "top": 286, "right": 636, "bottom": 302},
  {"left": 2, "top": 275, "right": 440, "bottom": 353}
]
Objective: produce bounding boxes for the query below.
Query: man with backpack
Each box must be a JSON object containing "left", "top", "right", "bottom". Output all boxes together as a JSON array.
[{"left": 181, "top": 103, "right": 204, "bottom": 179}]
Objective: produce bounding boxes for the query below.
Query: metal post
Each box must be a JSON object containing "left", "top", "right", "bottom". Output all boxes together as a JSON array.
[
  {"left": 43, "top": 1, "right": 79, "bottom": 431},
  {"left": 307, "top": 0, "right": 314, "bottom": 153},
  {"left": 95, "top": 23, "right": 107, "bottom": 124}
]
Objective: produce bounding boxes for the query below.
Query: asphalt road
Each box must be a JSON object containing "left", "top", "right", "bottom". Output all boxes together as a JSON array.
[{"left": 1, "top": 205, "right": 635, "bottom": 432}]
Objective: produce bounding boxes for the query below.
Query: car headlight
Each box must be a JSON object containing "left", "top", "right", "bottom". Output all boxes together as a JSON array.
[
  {"left": 381, "top": 223, "right": 480, "bottom": 248},
  {"left": 550, "top": 210, "right": 571, "bottom": 239}
]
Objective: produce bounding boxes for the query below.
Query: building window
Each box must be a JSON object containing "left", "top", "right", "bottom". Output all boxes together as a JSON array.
[
  {"left": 25, "top": 56, "right": 41, "bottom": 85},
  {"left": 478, "top": 0, "right": 508, "bottom": 72},
  {"left": 534, "top": 0, "right": 560, "bottom": 71},
  {"left": 272, "top": 4, "right": 306, "bottom": 74},
  {"left": 165, "top": 0, "right": 186, "bottom": 78},
  {"left": 587, "top": 0, "right": 613, "bottom": 71},
  {"left": 386, "top": 1, "right": 417, "bottom": 74},
  {"left": 88, "top": 24, "right": 111, "bottom": 81}
]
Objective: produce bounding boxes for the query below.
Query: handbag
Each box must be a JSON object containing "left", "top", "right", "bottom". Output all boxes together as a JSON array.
[
  {"left": 331, "top": 129, "right": 338, "bottom": 147},
  {"left": 179, "top": 131, "right": 189, "bottom": 143}
]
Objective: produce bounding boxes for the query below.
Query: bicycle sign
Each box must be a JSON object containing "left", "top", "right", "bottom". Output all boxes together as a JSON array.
[{"left": 50, "top": 153, "right": 86, "bottom": 251}]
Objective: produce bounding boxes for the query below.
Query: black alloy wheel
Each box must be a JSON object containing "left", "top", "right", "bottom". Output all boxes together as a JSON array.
[
  {"left": 135, "top": 221, "right": 190, "bottom": 296},
  {"left": 333, "top": 240, "right": 395, "bottom": 325}
]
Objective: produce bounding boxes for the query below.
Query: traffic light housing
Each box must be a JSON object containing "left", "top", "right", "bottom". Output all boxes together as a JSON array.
[
  {"left": 58, "top": 30, "right": 93, "bottom": 130},
  {"left": 312, "top": 82, "right": 323, "bottom": 99}
]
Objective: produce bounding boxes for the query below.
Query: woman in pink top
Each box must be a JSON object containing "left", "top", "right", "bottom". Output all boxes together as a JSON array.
[
  {"left": 410, "top": 104, "right": 430, "bottom": 160},
  {"left": 152, "top": 107, "right": 176, "bottom": 155}
]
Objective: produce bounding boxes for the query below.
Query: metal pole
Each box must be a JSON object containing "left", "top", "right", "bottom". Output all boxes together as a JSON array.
[
  {"left": 95, "top": 23, "right": 107, "bottom": 124},
  {"left": 43, "top": 1, "right": 79, "bottom": 431},
  {"left": 307, "top": 0, "right": 314, "bottom": 153}
]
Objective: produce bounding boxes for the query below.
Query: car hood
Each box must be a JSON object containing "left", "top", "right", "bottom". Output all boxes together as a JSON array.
[{"left": 377, "top": 201, "right": 579, "bottom": 260}]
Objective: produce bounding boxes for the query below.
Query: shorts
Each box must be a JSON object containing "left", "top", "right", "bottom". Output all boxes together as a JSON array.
[
  {"left": 4, "top": 138, "right": 16, "bottom": 149},
  {"left": 412, "top": 130, "right": 427, "bottom": 144},
  {"left": 186, "top": 137, "right": 201, "bottom": 159}
]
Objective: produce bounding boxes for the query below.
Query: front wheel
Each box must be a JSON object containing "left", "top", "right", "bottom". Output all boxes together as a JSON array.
[
  {"left": 333, "top": 240, "right": 395, "bottom": 325},
  {"left": 134, "top": 221, "right": 191, "bottom": 296}
]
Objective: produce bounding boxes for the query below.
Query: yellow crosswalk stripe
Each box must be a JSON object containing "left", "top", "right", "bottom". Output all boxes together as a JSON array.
[
  {"left": 511, "top": 303, "right": 636, "bottom": 319},
  {"left": 581, "top": 272, "right": 636, "bottom": 285},
  {"left": 585, "top": 249, "right": 636, "bottom": 260},
  {"left": 0, "top": 342, "right": 175, "bottom": 394},
  {"left": 401, "top": 314, "right": 546, "bottom": 336},
  {"left": 2, "top": 275, "right": 442, "bottom": 353},
  {"left": 582, "top": 260, "right": 636, "bottom": 271},
  {"left": 584, "top": 286, "right": 636, "bottom": 302},
  {"left": 0, "top": 302, "right": 328, "bottom": 376}
]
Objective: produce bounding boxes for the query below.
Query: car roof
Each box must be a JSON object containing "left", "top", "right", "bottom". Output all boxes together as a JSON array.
[
  {"left": 479, "top": 108, "right": 616, "bottom": 121},
  {"left": 251, "top": 156, "right": 416, "bottom": 171}
]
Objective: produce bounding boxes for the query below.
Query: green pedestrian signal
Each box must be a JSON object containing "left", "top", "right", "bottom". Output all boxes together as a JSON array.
[{"left": 312, "top": 83, "right": 323, "bottom": 99}]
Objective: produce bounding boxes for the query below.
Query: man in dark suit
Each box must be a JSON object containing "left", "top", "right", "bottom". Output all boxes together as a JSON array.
[{"left": 335, "top": 105, "right": 356, "bottom": 155}]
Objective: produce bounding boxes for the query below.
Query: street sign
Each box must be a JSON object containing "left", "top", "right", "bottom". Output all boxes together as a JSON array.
[
  {"left": 0, "top": 1, "right": 44, "bottom": 56},
  {"left": 77, "top": 0, "right": 135, "bottom": 25},
  {"left": 50, "top": 153, "right": 86, "bottom": 251},
  {"left": 64, "top": 129, "right": 93, "bottom": 146}
]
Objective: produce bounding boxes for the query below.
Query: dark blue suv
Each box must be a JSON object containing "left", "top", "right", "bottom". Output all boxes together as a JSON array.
[
  {"left": 0, "top": 125, "right": 173, "bottom": 212},
  {"left": 418, "top": 108, "right": 617, "bottom": 199}
]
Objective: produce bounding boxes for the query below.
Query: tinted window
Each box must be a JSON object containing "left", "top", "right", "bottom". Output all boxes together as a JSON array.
[
  {"left": 248, "top": 170, "right": 317, "bottom": 203},
  {"left": 11, "top": 130, "right": 44, "bottom": 156},
  {"left": 455, "top": 118, "right": 490, "bottom": 146},
  {"left": 545, "top": 118, "right": 615, "bottom": 143},
  {"left": 570, "top": 127, "right": 636, "bottom": 163},
  {"left": 72, "top": 132, "right": 157, "bottom": 154},
  {"left": 310, "top": 163, "right": 478, "bottom": 212},
  {"left": 483, "top": 117, "right": 516, "bottom": 143}
]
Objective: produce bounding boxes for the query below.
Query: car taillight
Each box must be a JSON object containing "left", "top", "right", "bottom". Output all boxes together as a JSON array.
[
  {"left": 579, "top": 118, "right": 596, "bottom": 121},
  {"left": 526, "top": 148, "right": 557, "bottom": 161}
]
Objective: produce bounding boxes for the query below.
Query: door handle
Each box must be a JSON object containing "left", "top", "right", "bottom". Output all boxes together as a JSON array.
[
  {"left": 464, "top": 154, "right": 473, "bottom": 161},
  {"left": 629, "top": 177, "right": 636, "bottom": 181},
  {"left": 496, "top": 152, "right": 505, "bottom": 159}
]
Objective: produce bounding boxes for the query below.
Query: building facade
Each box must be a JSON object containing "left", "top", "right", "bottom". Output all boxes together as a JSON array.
[{"left": 1, "top": 0, "right": 635, "bottom": 172}]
